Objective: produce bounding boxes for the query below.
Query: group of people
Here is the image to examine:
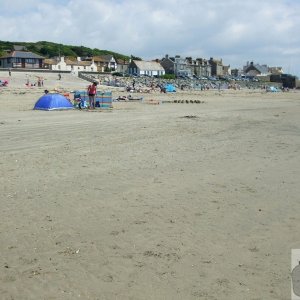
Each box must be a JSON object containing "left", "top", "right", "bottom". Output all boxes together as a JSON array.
[
  {"left": 0, "top": 79, "right": 8, "bottom": 87},
  {"left": 24, "top": 74, "right": 44, "bottom": 87}
]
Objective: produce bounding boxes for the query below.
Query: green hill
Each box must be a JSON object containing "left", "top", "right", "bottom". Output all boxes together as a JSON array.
[{"left": 0, "top": 40, "right": 131, "bottom": 61}]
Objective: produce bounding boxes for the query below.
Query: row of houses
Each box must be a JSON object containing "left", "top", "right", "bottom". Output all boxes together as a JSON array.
[
  {"left": 0, "top": 46, "right": 122, "bottom": 74},
  {"left": 0, "top": 46, "right": 230, "bottom": 77},
  {"left": 159, "top": 55, "right": 230, "bottom": 78},
  {"left": 0, "top": 45, "right": 284, "bottom": 78}
]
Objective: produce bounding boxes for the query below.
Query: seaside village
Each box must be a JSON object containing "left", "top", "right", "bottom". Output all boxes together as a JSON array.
[{"left": 0, "top": 45, "right": 299, "bottom": 110}]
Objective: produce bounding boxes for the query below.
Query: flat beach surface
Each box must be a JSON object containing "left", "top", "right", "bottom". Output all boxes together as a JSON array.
[{"left": 0, "top": 72, "right": 300, "bottom": 299}]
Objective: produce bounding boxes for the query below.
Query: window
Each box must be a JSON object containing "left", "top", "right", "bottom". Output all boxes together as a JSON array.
[{"left": 26, "top": 58, "right": 36, "bottom": 64}]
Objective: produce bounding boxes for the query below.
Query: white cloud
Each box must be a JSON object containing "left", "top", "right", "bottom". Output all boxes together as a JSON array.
[{"left": 0, "top": 0, "right": 299, "bottom": 76}]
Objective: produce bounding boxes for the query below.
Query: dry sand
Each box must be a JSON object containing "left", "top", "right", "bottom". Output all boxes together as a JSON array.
[{"left": 0, "top": 71, "right": 300, "bottom": 299}]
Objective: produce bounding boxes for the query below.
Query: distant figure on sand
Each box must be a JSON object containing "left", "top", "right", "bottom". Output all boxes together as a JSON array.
[
  {"left": 87, "top": 82, "right": 97, "bottom": 109},
  {"left": 58, "top": 73, "right": 61, "bottom": 80},
  {"left": 25, "top": 74, "right": 30, "bottom": 86}
]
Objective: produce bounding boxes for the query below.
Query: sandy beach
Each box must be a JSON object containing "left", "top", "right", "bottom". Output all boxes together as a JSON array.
[{"left": 0, "top": 71, "right": 300, "bottom": 299}]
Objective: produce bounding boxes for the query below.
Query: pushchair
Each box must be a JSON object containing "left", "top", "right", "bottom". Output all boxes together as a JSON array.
[{"left": 73, "top": 91, "right": 86, "bottom": 109}]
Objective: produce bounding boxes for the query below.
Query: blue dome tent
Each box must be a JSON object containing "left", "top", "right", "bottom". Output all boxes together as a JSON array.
[
  {"left": 33, "top": 93, "right": 74, "bottom": 111},
  {"left": 165, "top": 84, "right": 176, "bottom": 92},
  {"left": 266, "top": 86, "right": 280, "bottom": 92}
]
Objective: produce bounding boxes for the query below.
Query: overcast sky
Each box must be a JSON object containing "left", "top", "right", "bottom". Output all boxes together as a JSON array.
[{"left": 0, "top": 0, "right": 299, "bottom": 76}]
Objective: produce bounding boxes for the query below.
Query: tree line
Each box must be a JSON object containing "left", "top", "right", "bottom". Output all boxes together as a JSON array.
[{"left": 0, "top": 40, "right": 132, "bottom": 61}]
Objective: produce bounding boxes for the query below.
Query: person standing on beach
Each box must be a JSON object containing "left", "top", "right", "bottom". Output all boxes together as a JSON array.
[
  {"left": 26, "top": 74, "right": 30, "bottom": 86},
  {"left": 87, "top": 82, "right": 97, "bottom": 109}
]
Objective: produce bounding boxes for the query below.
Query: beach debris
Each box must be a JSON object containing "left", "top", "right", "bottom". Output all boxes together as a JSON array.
[
  {"left": 45, "top": 215, "right": 52, "bottom": 222},
  {"left": 202, "top": 260, "right": 212, "bottom": 264},
  {"left": 28, "top": 269, "right": 42, "bottom": 278},
  {"left": 143, "top": 250, "right": 163, "bottom": 258},
  {"left": 172, "top": 100, "right": 205, "bottom": 104},
  {"left": 143, "top": 99, "right": 161, "bottom": 105},
  {"left": 248, "top": 246, "right": 259, "bottom": 252},
  {"left": 102, "top": 274, "right": 114, "bottom": 282},
  {"left": 58, "top": 247, "right": 80, "bottom": 256},
  {"left": 181, "top": 115, "right": 198, "bottom": 119}
]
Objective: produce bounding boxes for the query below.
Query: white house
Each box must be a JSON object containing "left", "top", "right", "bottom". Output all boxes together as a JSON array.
[
  {"left": 93, "top": 55, "right": 117, "bottom": 72},
  {"left": 128, "top": 60, "right": 165, "bottom": 77},
  {"left": 44, "top": 56, "right": 97, "bottom": 74}
]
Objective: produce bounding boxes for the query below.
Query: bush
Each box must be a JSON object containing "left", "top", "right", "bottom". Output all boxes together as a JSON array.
[
  {"left": 160, "top": 74, "right": 175, "bottom": 79},
  {"left": 112, "top": 72, "right": 124, "bottom": 77}
]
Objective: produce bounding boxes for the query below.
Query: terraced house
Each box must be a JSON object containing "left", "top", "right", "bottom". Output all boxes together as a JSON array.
[
  {"left": 160, "top": 54, "right": 212, "bottom": 78},
  {"left": 160, "top": 55, "right": 190, "bottom": 77}
]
